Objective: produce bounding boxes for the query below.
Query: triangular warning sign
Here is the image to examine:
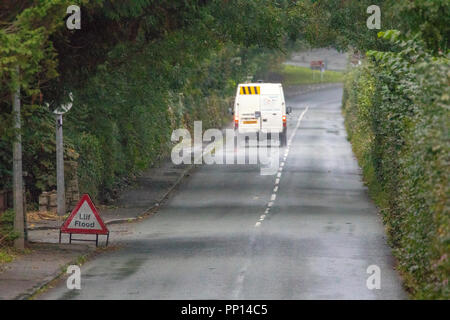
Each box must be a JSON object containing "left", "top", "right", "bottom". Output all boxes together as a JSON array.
[{"left": 61, "top": 194, "right": 109, "bottom": 234}]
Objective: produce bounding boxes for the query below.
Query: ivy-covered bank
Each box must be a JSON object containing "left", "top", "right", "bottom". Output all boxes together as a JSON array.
[{"left": 343, "top": 31, "right": 449, "bottom": 299}]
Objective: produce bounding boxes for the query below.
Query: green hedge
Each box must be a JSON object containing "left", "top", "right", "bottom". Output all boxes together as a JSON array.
[{"left": 343, "top": 31, "right": 449, "bottom": 299}]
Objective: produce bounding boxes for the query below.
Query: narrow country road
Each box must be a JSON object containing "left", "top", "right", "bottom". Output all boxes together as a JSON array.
[{"left": 41, "top": 86, "right": 406, "bottom": 299}]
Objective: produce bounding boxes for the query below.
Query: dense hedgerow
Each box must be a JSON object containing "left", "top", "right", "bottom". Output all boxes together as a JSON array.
[{"left": 343, "top": 31, "right": 449, "bottom": 299}]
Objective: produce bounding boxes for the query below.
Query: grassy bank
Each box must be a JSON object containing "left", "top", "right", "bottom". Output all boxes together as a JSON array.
[{"left": 279, "top": 64, "right": 344, "bottom": 85}]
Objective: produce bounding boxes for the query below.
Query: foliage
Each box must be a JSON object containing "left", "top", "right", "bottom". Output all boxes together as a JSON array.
[
  {"left": 0, "top": 0, "right": 74, "bottom": 97},
  {"left": 0, "top": 0, "right": 81, "bottom": 192},
  {"left": 0, "top": 0, "right": 293, "bottom": 202},
  {"left": 293, "top": 0, "right": 394, "bottom": 52},
  {"left": 343, "top": 31, "right": 449, "bottom": 299},
  {"left": 301, "top": 0, "right": 449, "bottom": 54},
  {"left": 386, "top": 0, "right": 450, "bottom": 53},
  {"left": 0, "top": 209, "right": 19, "bottom": 246},
  {"left": 0, "top": 247, "right": 16, "bottom": 265}
]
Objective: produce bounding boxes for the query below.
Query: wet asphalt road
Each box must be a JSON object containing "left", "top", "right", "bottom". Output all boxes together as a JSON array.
[{"left": 41, "top": 86, "right": 406, "bottom": 299}]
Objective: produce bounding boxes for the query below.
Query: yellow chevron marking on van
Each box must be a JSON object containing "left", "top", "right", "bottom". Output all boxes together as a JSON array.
[{"left": 239, "top": 86, "right": 260, "bottom": 95}]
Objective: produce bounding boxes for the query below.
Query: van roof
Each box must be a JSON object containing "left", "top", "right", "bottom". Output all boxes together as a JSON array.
[{"left": 239, "top": 83, "right": 282, "bottom": 87}]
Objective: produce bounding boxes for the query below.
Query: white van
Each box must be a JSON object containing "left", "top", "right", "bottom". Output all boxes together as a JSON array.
[{"left": 233, "top": 82, "right": 291, "bottom": 146}]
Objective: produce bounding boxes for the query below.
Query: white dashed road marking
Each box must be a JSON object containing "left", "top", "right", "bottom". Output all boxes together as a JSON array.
[
  {"left": 232, "top": 106, "right": 309, "bottom": 299},
  {"left": 253, "top": 106, "right": 309, "bottom": 229}
]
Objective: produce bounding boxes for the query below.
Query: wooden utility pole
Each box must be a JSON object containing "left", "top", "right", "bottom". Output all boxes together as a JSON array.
[{"left": 12, "top": 67, "right": 25, "bottom": 249}]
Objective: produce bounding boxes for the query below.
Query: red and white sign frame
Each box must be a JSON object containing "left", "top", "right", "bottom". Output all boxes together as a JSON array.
[{"left": 60, "top": 194, "right": 109, "bottom": 246}]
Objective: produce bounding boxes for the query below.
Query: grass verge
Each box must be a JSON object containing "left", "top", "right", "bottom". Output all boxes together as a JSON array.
[
  {"left": 0, "top": 247, "right": 17, "bottom": 265},
  {"left": 279, "top": 64, "right": 344, "bottom": 85}
]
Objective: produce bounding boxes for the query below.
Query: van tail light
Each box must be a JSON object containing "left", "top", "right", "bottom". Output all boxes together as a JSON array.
[
  {"left": 234, "top": 115, "right": 239, "bottom": 128},
  {"left": 282, "top": 115, "right": 286, "bottom": 127}
]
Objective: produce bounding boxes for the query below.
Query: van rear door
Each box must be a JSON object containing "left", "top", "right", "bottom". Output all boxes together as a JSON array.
[
  {"left": 237, "top": 85, "right": 260, "bottom": 132},
  {"left": 260, "top": 85, "right": 283, "bottom": 132}
]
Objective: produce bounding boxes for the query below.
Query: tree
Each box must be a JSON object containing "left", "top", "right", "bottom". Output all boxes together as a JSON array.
[{"left": 0, "top": 1, "right": 70, "bottom": 247}]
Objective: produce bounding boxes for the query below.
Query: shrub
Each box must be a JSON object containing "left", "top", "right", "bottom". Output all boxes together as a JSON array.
[{"left": 0, "top": 209, "right": 19, "bottom": 246}]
